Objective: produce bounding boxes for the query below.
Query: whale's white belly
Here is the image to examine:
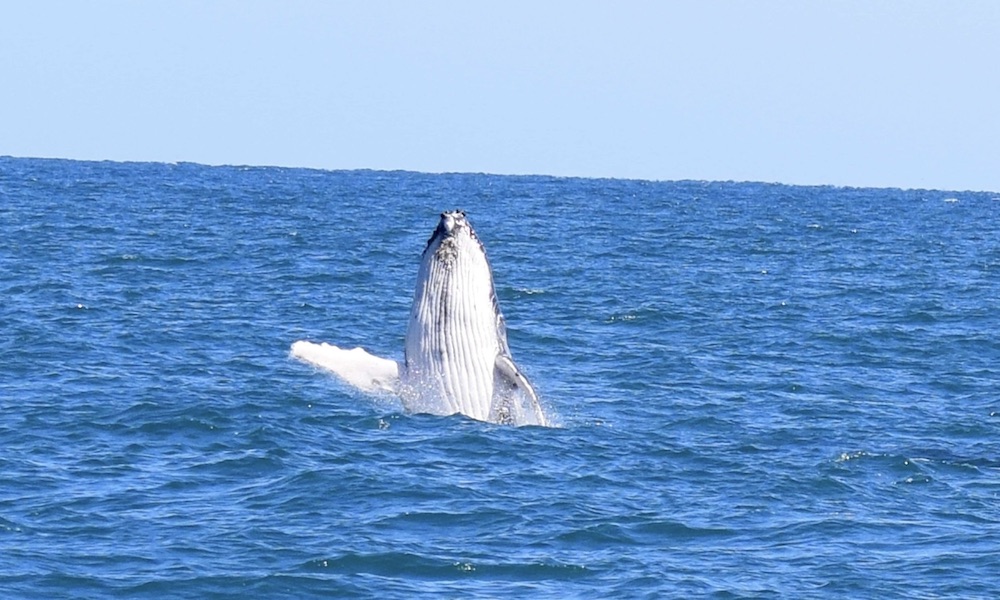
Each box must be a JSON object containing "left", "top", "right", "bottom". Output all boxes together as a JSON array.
[{"left": 403, "top": 229, "right": 500, "bottom": 421}]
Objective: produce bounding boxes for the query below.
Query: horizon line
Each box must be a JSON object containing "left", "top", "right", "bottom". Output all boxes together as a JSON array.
[{"left": 3, "top": 153, "right": 996, "bottom": 196}]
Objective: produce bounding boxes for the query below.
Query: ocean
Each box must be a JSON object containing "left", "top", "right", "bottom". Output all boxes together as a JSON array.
[{"left": 1, "top": 155, "right": 998, "bottom": 598}]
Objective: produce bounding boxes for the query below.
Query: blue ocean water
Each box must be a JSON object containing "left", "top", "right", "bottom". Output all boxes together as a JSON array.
[{"left": 1, "top": 155, "right": 999, "bottom": 598}]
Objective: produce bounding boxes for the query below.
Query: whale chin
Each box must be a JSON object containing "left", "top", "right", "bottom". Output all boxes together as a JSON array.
[{"left": 292, "top": 211, "right": 550, "bottom": 427}]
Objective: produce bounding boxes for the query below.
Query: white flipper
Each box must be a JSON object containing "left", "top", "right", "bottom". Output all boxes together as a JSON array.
[
  {"left": 491, "top": 355, "right": 547, "bottom": 427},
  {"left": 290, "top": 341, "right": 400, "bottom": 393}
]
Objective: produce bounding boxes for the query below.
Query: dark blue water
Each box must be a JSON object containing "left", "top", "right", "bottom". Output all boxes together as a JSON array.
[{"left": 2, "top": 156, "right": 999, "bottom": 598}]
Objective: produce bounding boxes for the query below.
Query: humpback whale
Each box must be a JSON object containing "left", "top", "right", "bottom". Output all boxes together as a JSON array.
[{"left": 291, "top": 211, "right": 548, "bottom": 427}]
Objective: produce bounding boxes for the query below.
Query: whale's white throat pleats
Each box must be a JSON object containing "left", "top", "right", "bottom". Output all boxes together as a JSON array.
[
  {"left": 402, "top": 211, "right": 544, "bottom": 425},
  {"left": 291, "top": 211, "right": 548, "bottom": 427}
]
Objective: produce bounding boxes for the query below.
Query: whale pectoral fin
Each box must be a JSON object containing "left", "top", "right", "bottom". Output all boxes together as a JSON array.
[
  {"left": 291, "top": 341, "right": 400, "bottom": 393},
  {"left": 492, "top": 355, "right": 547, "bottom": 427}
]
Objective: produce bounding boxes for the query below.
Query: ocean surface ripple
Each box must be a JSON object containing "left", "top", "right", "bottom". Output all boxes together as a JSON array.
[{"left": 2, "top": 156, "right": 999, "bottom": 598}]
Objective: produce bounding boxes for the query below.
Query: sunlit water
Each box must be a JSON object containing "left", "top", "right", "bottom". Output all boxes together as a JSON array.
[{"left": 2, "top": 156, "right": 999, "bottom": 598}]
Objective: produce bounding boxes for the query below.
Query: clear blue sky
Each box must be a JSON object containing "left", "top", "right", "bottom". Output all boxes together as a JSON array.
[{"left": 3, "top": 1, "right": 998, "bottom": 191}]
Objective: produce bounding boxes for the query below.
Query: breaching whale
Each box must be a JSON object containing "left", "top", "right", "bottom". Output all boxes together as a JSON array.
[{"left": 291, "top": 211, "right": 548, "bottom": 426}]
